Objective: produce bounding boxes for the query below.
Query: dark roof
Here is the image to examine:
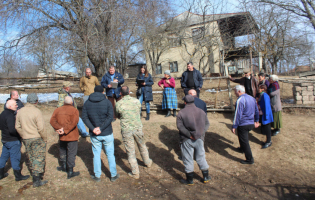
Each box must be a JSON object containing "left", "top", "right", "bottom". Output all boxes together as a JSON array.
[{"left": 128, "top": 63, "right": 146, "bottom": 67}]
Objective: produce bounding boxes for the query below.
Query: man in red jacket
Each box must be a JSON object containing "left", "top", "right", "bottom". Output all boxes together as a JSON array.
[{"left": 50, "top": 96, "right": 80, "bottom": 179}]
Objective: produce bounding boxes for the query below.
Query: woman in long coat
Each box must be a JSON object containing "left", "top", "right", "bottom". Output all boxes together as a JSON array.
[
  {"left": 258, "top": 85, "right": 274, "bottom": 149},
  {"left": 158, "top": 70, "right": 178, "bottom": 117},
  {"left": 267, "top": 75, "right": 282, "bottom": 136},
  {"left": 136, "top": 65, "right": 154, "bottom": 120}
]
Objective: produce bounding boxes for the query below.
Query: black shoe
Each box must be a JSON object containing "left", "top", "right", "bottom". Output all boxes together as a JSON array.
[
  {"left": 67, "top": 167, "right": 80, "bottom": 179},
  {"left": 39, "top": 173, "right": 44, "bottom": 180},
  {"left": 173, "top": 109, "right": 177, "bottom": 117},
  {"left": 32, "top": 175, "right": 48, "bottom": 188},
  {"left": 0, "top": 168, "right": 8, "bottom": 180},
  {"left": 165, "top": 110, "right": 171, "bottom": 117},
  {"left": 14, "top": 170, "right": 30, "bottom": 181},
  {"left": 262, "top": 142, "right": 272, "bottom": 149},
  {"left": 201, "top": 170, "right": 211, "bottom": 183},
  {"left": 240, "top": 159, "right": 254, "bottom": 164},
  {"left": 57, "top": 161, "right": 66, "bottom": 172},
  {"left": 110, "top": 174, "right": 120, "bottom": 182},
  {"left": 145, "top": 113, "right": 150, "bottom": 121},
  {"left": 91, "top": 175, "right": 101, "bottom": 182},
  {"left": 236, "top": 147, "right": 244, "bottom": 154},
  {"left": 180, "top": 172, "right": 194, "bottom": 185},
  {"left": 272, "top": 129, "right": 280, "bottom": 136}
]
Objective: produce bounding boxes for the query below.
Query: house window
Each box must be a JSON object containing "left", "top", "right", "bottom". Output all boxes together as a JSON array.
[
  {"left": 156, "top": 64, "right": 162, "bottom": 74},
  {"left": 168, "top": 38, "right": 181, "bottom": 48},
  {"left": 192, "top": 27, "right": 205, "bottom": 44},
  {"left": 169, "top": 61, "right": 178, "bottom": 73}
]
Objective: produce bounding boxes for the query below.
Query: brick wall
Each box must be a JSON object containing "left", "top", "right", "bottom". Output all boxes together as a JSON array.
[{"left": 293, "top": 82, "right": 315, "bottom": 105}]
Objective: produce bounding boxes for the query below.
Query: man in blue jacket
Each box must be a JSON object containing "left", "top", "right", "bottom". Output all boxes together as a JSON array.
[
  {"left": 232, "top": 85, "right": 259, "bottom": 164},
  {"left": 180, "top": 62, "right": 203, "bottom": 97},
  {"left": 101, "top": 66, "right": 125, "bottom": 121},
  {"left": 81, "top": 85, "right": 119, "bottom": 182}
]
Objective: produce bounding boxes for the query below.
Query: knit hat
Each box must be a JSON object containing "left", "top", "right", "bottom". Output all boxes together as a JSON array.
[
  {"left": 182, "top": 95, "right": 195, "bottom": 104},
  {"left": 63, "top": 81, "right": 73, "bottom": 87},
  {"left": 94, "top": 85, "right": 104, "bottom": 93},
  {"left": 164, "top": 70, "right": 171, "bottom": 76},
  {"left": 27, "top": 93, "right": 38, "bottom": 103}
]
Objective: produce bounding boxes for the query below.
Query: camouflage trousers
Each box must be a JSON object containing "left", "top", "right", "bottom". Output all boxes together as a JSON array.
[
  {"left": 121, "top": 129, "right": 151, "bottom": 175},
  {"left": 23, "top": 137, "right": 46, "bottom": 176}
]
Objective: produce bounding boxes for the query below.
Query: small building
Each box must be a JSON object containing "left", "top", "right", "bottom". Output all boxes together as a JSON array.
[
  {"left": 145, "top": 11, "right": 258, "bottom": 77},
  {"left": 124, "top": 63, "right": 146, "bottom": 78}
]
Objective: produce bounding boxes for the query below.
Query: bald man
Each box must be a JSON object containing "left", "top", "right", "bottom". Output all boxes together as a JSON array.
[
  {"left": 80, "top": 68, "right": 100, "bottom": 103},
  {"left": 188, "top": 89, "right": 207, "bottom": 115},
  {"left": 0, "top": 100, "right": 30, "bottom": 181},
  {"left": 50, "top": 96, "right": 80, "bottom": 179},
  {"left": 3, "top": 90, "right": 24, "bottom": 113}
]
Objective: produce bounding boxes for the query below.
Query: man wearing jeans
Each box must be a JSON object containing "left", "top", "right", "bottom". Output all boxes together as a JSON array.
[
  {"left": 82, "top": 85, "right": 119, "bottom": 182},
  {"left": 0, "top": 100, "right": 29, "bottom": 181},
  {"left": 232, "top": 85, "right": 259, "bottom": 164}
]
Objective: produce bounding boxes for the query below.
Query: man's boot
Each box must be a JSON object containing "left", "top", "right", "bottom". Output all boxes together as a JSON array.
[
  {"left": 0, "top": 168, "right": 8, "bottom": 180},
  {"left": 145, "top": 113, "right": 150, "bottom": 121},
  {"left": 180, "top": 172, "right": 194, "bottom": 185},
  {"left": 14, "top": 169, "right": 30, "bottom": 181},
  {"left": 33, "top": 175, "right": 48, "bottom": 188},
  {"left": 67, "top": 167, "right": 80, "bottom": 179},
  {"left": 57, "top": 161, "right": 66, "bottom": 172},
  {"left": 165, "top": 110, "right": 171, "bottom": 117},
  {"left": 201, "top": 170, "right": 211, "bottom": 183},
  {"left": 173, "top": 109, "right": 177, "bottom": 117}
]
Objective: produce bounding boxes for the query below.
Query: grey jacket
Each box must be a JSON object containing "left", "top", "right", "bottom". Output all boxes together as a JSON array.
[
  {"left": 176, "top": 103, "right": 210, "bottom": 143},
  {"left": 269, "top": 89, "right": 282, "bottom": 112}
]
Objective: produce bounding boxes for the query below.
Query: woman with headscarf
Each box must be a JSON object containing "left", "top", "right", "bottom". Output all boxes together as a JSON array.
[
  {"left": 158, "top": 70, "right": 178, "bottom": 117},
  {"left": 258, "top": 85, "right": 274, "bottom": 148},
  {"left": 136, "top": 65, "right": 154, "bottom": 120},
  {"left": 267, "top": 75, "right": 282, "bottom": 136}
]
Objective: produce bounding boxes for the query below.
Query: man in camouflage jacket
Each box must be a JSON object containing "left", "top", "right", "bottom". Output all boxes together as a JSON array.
[{"left": 115, "top": 86, "right": 152, "bottom": 179}]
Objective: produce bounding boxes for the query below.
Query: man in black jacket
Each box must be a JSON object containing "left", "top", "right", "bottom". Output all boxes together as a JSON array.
[
  {"left": 81, "top": 85, "right": 119, "bottom": 182},
  {"left": 0, "top": 100, "right": 30, "bottom": 181},
  {"left": 180, "top": 62, "right": 203, "bottom": 97},
  {"left": 176, "top": 95, "right": 210, "bottom": 185},
  {"left": 3, "top": 90, "right": 24, "bottom": 113},
  {"left": 188, "top": 89, "right": 207, "bottom": 115}
]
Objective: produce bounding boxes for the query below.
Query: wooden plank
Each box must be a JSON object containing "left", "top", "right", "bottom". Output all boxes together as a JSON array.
[{"left": 227, "top": 78, "right": 234, "bottom": 111}]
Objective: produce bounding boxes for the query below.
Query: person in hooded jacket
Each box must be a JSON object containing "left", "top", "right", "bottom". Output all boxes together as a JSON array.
[
  {"left": 81, "top": 85, "right": 119, "bottom": 182},
  {"left": 136, "top": 65, "right": 154, "bottom": 120}
]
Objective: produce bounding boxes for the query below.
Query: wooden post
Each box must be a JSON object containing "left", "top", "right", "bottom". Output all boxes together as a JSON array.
[
  {"left": 227, "top": 78, "right": 234, "bottom": 111},
  {"left": 250, "top": 47, "right": 253, "bottom": 73}
]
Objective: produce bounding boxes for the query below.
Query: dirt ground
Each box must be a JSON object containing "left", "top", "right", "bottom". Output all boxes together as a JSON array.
[{"left": 0, "top": 103, "right": 314, "bottom": 199}]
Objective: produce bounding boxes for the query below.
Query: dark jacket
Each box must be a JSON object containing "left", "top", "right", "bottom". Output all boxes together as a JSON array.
[
  {"left": 180, "top": 68, "right": 203, "bottom": 89},
  {"left": 50, "top": 104, "right": 80, "bottom": 141},
  {"left": 0, "top": 108, "right": 21, "bottom": 142},
  {"left": 3, "top": 98, "right": 24, "bottom": 114},
  {"left": 101, "top": 72, "right": 125, "bottom": 98},
  {"left": 176, "top": 103, "right": 210, "bottom": 143},
  {"left": 136, "top": 73, "right": 154, "bottom": 101},
  {"left": 193, "top": 97, "right": 207, "bottom": 115},
  {"left": 229, "top": 75, "right": 259, "bottom": 98},
  {"left": 82, "top": 92, "right": 113, "bottom": 136}
]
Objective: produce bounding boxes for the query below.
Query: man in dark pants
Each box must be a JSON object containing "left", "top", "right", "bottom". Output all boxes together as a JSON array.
[
  {"left": 188, "top": 89, "right": 207, "bottom": 115},
  {"left": 232, "top": 85, "right": 259, "bottom": 164},
  {"left": 0, "top": 100, "right": 30, "bottom": 181},
  {"left": 181, "top": 62, "right": 203, "bottom": 98},
  {"left": 176, "top": 95, "right": 211, "bottom": 185},
  {"left": 101, "top": 66, "right": 125, "bottom": 122},
  {"left": 50, "top": 96, "right": 80, "bottom": 179}
]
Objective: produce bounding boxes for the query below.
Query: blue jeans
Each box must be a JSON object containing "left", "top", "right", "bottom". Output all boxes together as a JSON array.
[
  {"left": 0, "top": 140, "right": 21, "bottom": 170},
  {"left": 139, "top": 93, "right": 150, "bottom": 113},
  {"left": 77, "top": 117, "right": 89, "bottom": 136},
  {"left": 90, "top": 134, "right": 117, "bottom": 178}
]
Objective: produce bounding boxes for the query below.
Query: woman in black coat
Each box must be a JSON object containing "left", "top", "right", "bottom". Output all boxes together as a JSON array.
[{"left": 136, "top": 65, "right": 154, "bottom": 120}]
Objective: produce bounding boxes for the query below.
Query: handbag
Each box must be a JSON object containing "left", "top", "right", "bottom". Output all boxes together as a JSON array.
[{"left": 136, "top": 87, "right": 142, "bottom": 96}]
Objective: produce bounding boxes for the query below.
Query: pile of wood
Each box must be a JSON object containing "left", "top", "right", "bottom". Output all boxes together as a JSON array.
[{"left": 293, "top": 82, "right": 315, "bottom": 105}]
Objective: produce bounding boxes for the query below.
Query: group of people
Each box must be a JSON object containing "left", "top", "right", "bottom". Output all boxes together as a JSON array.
[
  {"left": 230, "top": 69, "right": 282, "bottom": 164},
  {"left": 0, "top": 64, "right": 282, "bottom": 187}
]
